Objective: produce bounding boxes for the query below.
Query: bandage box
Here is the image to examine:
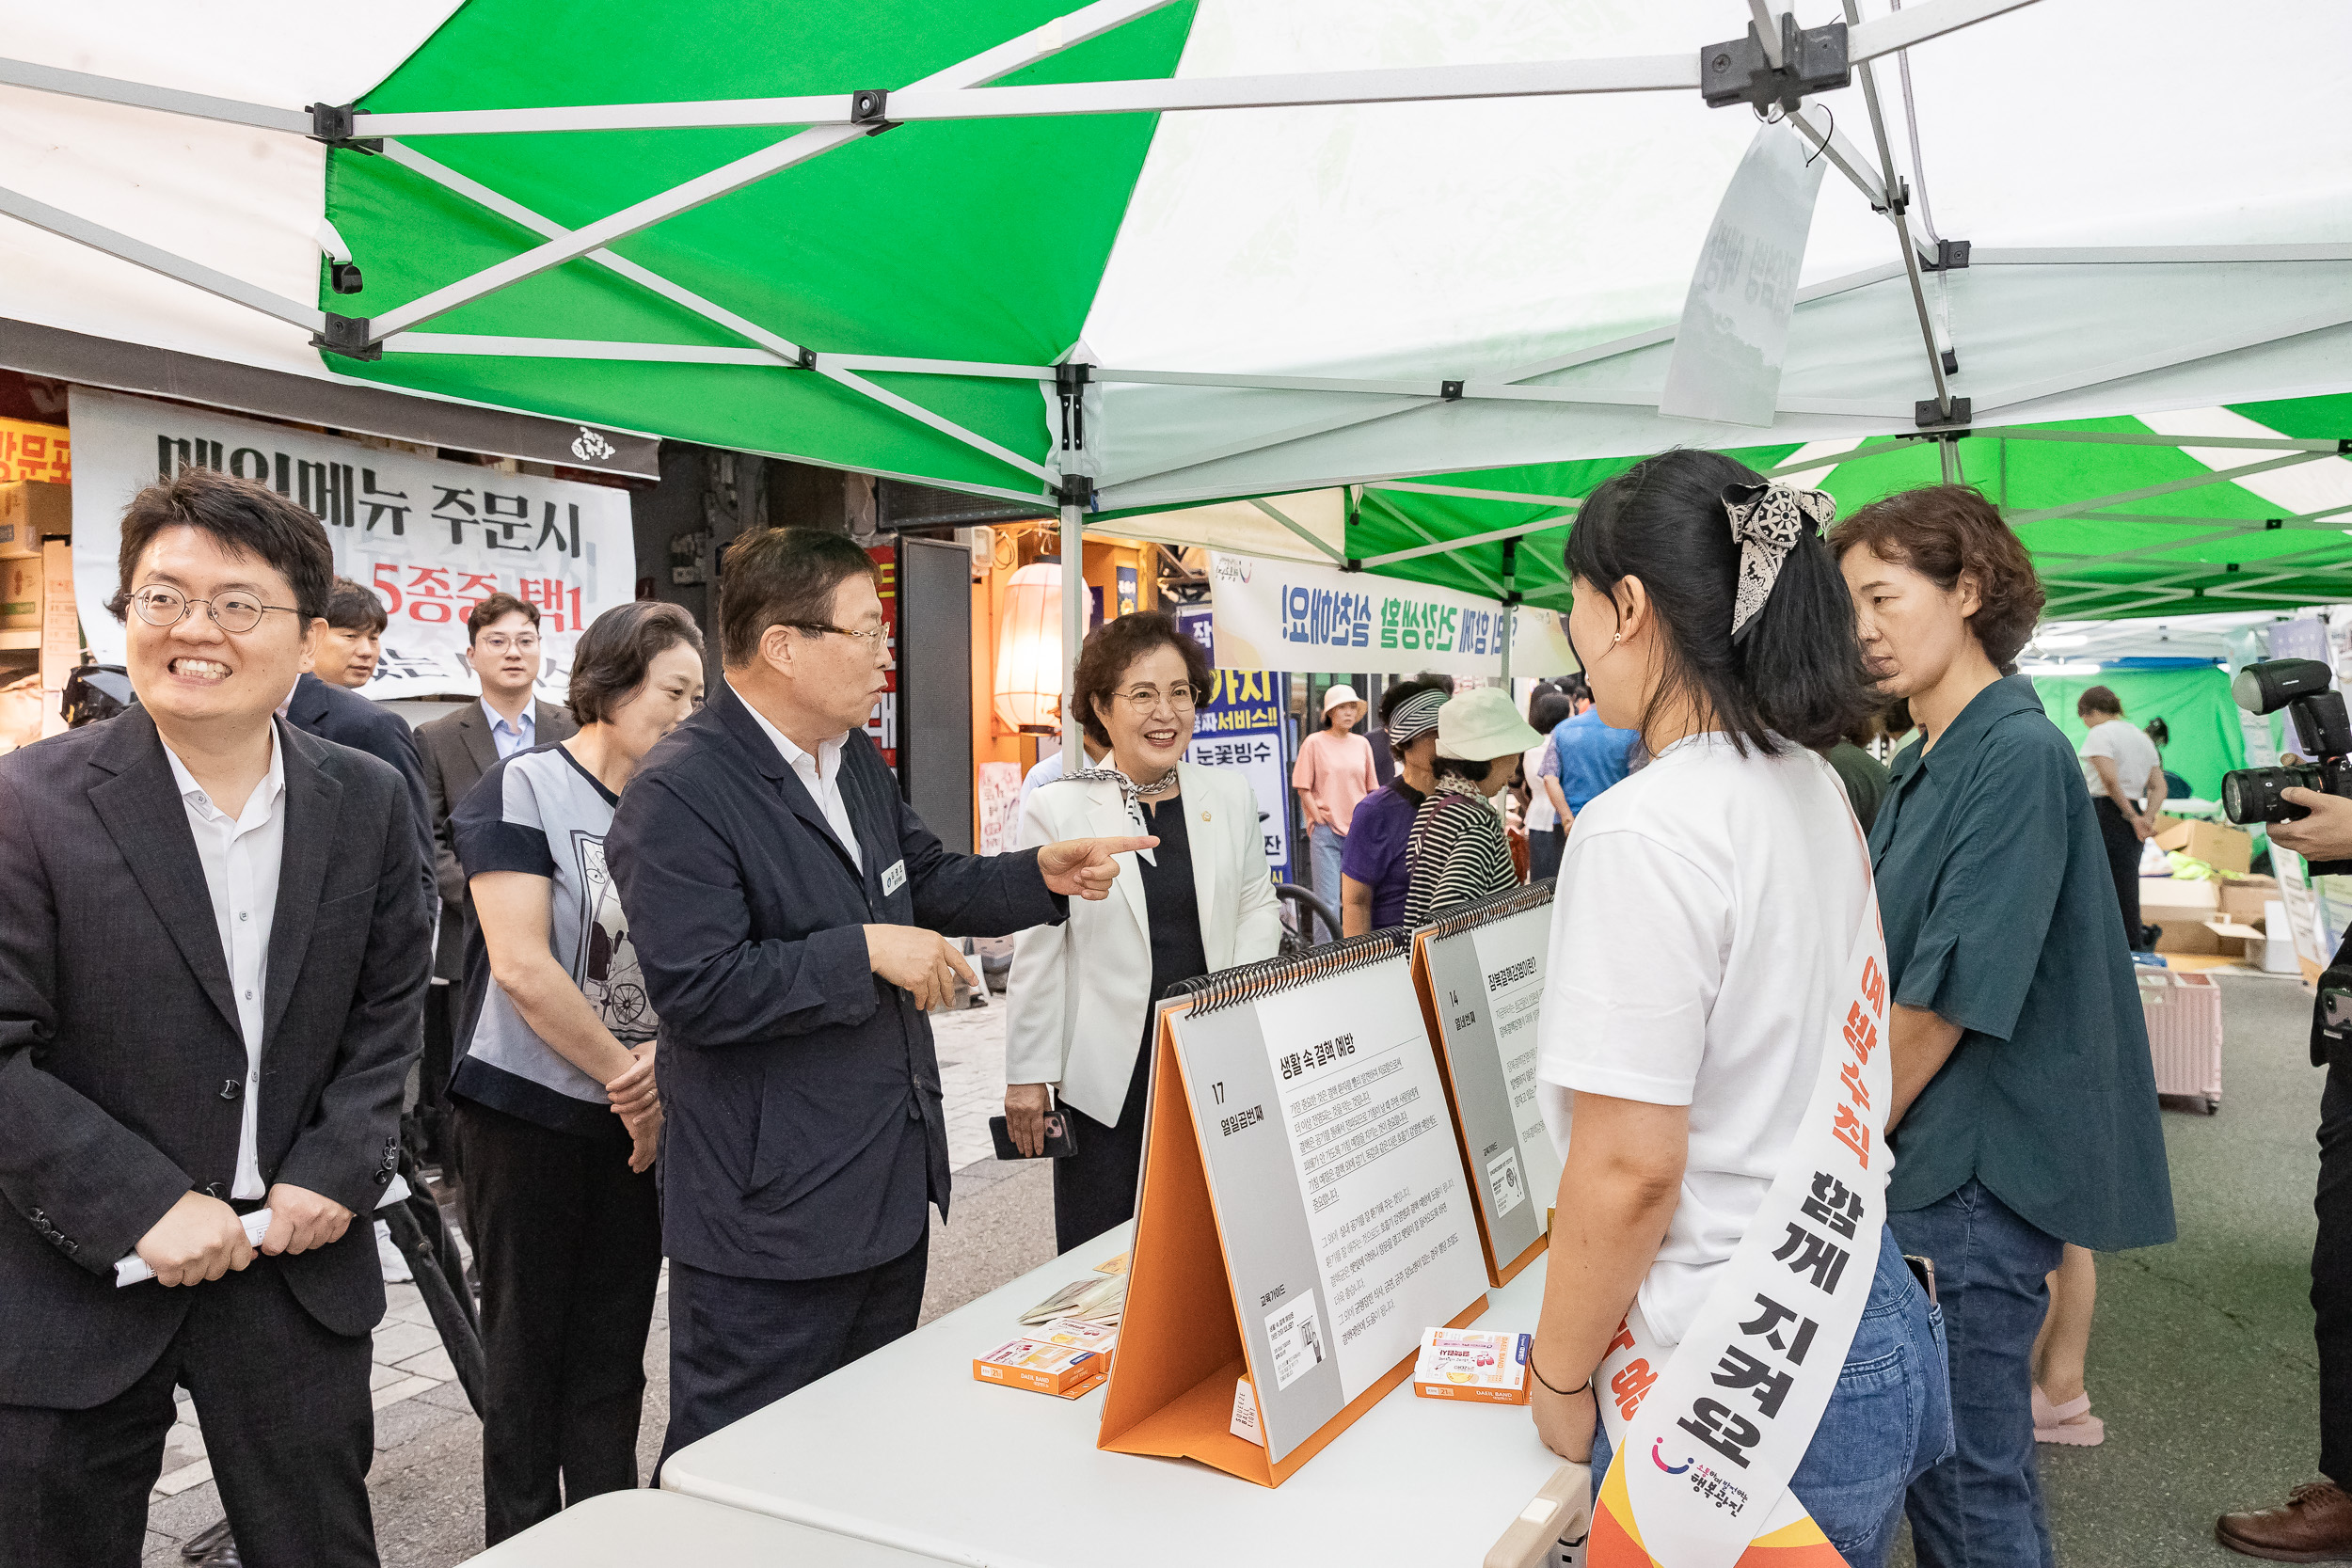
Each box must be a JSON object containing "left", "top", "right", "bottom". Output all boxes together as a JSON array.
[
  {"left": 1411, "top": 1327, "right": 1534, "bottom": 1405},
  {"left": 1027, "top": 1316, "right": 1119, "bottom": 1359},
  {"left": 973, "top": 1338, "right": 1107, "bottom": 1398}
]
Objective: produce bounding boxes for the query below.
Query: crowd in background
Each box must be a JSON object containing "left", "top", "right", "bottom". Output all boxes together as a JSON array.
[{"left": 2, "top": 456, "right": 2342, "bottom": 1568}]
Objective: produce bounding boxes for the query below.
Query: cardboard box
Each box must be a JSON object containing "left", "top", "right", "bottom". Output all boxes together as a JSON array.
[
  {"left": 2153, "top": 816, "right": 2252, "bottom": 876},
  {"left": 2140, "top": 874, "right": 2222, "bottom": 955},
  {"left": 0, "top": 481, "right": 69, "bottom": 557},
  {"left": 1411, "top": 1328, "right": 1534, "bottom": 1405},
  {"left": 2217, "top": 875, "right": 2280, "bottom": 921},
  {"left": 973, "top": 1338, "right": 1108, "bottom": 1398},
  {"left": 0, "top": 554, "right": 37, "bottom": 629}
]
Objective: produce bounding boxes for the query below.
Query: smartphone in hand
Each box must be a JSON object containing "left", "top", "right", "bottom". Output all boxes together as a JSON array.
[{"left": 990, "top": 1112, "right": 1078, "bottom": 1160}]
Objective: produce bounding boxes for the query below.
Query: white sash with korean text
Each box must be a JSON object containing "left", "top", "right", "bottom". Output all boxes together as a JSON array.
[{"left": 1591, "top": 887, "right": 1889, "bottom": 1567}]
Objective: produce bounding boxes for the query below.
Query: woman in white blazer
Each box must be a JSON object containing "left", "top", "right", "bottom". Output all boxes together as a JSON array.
[{"left": 1005, "top": 613, "right": 1282, "bottom": 1251}]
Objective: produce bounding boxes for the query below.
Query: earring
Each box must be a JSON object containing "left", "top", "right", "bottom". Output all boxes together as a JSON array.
[{"left": 1612, "top": 633, "right": 1623, "bottom": 643}]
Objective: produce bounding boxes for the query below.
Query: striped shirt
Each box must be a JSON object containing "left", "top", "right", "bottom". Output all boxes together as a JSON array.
[{"left": 1403, "top": 780, "right": 1520, "bottom": 927}]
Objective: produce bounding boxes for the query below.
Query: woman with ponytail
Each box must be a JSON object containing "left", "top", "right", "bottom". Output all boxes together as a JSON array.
[{"left": 1526, "top": 451, "right": 1950, "bottom": 1567}]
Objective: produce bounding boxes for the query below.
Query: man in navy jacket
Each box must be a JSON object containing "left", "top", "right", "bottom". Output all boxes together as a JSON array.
[
  {"left": 607, "top": 528, "right": 1147, "bottom": 1463},
  {"left": 283, "top": 668, "right": 437, "bottom": 918}
]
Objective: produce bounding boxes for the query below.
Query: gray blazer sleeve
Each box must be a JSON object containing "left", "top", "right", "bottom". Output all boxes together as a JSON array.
[{"left": 419, "top": 727, "right": 470, "bottom": 910}]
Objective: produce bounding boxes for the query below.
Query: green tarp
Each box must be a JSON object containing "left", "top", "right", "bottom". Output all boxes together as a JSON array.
[
  {"left": 1345, "top": 402, "right": 2352, "bottom": 623},
  {"left": 2026, "top": 667, "right": 2247, "bottom": 801}
]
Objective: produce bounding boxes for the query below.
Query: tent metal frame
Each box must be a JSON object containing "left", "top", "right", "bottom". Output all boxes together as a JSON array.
[{"left": 4, "top": 0, "right": 2346, "bottom": 625}]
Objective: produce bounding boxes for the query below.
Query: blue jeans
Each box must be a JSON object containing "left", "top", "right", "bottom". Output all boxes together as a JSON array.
[
  {"left": 1309, "top": 822, "right": 1345, "bottom": 933},
  {"left": 1594, "top": 1228, "right": 1953, "bottom": 1568},
  {"left": 1887, "top": 1179, "right": 2065, "bottom": 1568}
]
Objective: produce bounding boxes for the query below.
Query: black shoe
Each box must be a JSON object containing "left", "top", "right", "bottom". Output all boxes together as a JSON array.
[{"left": 181, "top": 1519, "right": 240, "bottom": 1566}]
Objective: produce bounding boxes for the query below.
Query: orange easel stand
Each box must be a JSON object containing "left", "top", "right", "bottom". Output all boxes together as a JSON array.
[{"left": 1096, "top": 1011, "right": 1486, "bottom": 1487}]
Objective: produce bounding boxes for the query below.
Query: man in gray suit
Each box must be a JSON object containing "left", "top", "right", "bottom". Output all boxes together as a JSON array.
[
  {"left": 0, "top": 467, "right": 429, "bottom": 1566},
  {"left": 416, "top": 593, "right": 578, "bottom": 985}
]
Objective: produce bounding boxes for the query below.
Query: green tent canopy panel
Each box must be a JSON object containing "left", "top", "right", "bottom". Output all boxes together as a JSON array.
[
  {"left": 1343, "top": 404, "right": 2352, "bottom": 623},
  {"left": 325, "top": 0, "right": 1200, "bottom": 496}
]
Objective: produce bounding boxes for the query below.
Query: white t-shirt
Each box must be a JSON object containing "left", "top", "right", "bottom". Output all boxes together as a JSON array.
[
  {"left": 1535, "top": 734, "right": 1872, "bottom": 1348},
  {"left": 2079, "top": 719, "right": 2161, "bottom": 802}
]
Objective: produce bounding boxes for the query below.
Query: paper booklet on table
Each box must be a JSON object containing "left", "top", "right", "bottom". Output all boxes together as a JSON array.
[
  {"left": 1408, "top": 883, "right": 1563, "bottom": 1287},
  {"left": 1096, "top": 932, "right": 1490, "bottom": 1488}
]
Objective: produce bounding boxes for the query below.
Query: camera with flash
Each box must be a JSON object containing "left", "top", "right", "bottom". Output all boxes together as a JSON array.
[{"left": 2221, "top": 657, "right": 2352, "bottom": 876}]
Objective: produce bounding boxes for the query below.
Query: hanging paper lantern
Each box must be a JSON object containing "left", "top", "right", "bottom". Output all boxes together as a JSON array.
[{"left": 994, "top": 562, "right": 1064, "bottom": 734}]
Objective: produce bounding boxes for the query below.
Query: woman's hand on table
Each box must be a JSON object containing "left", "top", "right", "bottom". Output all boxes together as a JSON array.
[
  {"left": 1005, "top": 1083, "right": 1054, "bottom": 1157},
  {"left": 1531, "top": 1378, "right": 1597, "bottom": 1464}
]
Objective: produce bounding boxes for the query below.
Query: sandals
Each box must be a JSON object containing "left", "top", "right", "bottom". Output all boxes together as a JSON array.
[{"left": 2033, "top": 1385, "right": 2106, "bottom": 1447}]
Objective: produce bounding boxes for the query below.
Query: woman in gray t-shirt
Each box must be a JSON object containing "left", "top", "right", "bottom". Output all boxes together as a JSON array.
[
  {"left": 2075, "top": 684, "right": 2167, "bottom": 951},
  {"left": 449, "top": 601, "right": 704, "bottom": 1544}
]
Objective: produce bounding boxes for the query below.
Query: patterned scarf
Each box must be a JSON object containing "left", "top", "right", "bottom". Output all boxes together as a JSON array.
[
  {"left": 1054, "top": 763, "right": 1181, "bottom": 863},
  {"left": 1722, "top": 480, "right": 1836, "bottom": 641}
]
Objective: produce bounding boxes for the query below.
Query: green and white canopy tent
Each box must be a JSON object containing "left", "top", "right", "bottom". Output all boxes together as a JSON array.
[
  {"left": 4, "top": 0, "right": 2348, "bottom": 755},
  {"left": 1325, "top": 396, "right": 2352, "bottom": 621}
]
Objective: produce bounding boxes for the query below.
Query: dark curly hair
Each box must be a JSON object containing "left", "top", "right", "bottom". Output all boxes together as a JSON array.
[
  {"left": 1827, "top": 484, "right": 2044, "bottom": 673},
  {"left": 1072, "top": 611, "right": 1212, "bottom": 748}
]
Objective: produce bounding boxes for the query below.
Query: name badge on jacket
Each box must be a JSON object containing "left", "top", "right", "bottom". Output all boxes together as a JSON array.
[{"left": 882, "top": 859, "right": 907, "bottom": 895}]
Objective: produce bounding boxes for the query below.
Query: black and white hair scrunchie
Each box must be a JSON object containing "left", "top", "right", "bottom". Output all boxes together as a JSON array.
[{"left": 1723, "top": 480, "right": 1836, "bottom": 641}]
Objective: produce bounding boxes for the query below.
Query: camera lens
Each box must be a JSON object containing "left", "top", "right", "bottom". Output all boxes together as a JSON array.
[{"left": 2221, "top": 763, "right": 2326, "bottom": 825}]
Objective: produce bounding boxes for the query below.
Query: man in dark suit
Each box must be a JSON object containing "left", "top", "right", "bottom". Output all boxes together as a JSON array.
[
  {"left": 282, "top": 665, "right": 436, "bottom": 916},
  {"left": 0, "top": 467, "right": 430, "bottom": 1568},
  {"left": 607, "top": 528, "right": 1147, "bottom": 1465},
  {"left": 416, "top": 594, "right": 577, "bottom": 989}
]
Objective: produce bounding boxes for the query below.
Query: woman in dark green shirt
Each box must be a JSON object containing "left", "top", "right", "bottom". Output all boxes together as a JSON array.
[{"left": 1832, "top": 485, "right": 2173, "bottom": 1568}]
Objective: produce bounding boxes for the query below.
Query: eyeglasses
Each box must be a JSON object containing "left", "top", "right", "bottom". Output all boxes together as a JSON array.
[
  {"left": 789, "top": 622, "right": 889, "bottom": 651},
  {"left": 128, "top": 584, "right": 300, "bottom": 636},
  {"left": 1114, "top": 683, "right": 1201, "bottom": 715},
  {"left": 476, "top": 634, "right": 541, "bottom": 654}
]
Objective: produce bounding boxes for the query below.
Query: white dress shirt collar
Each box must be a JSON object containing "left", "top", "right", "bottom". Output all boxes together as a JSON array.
[
  {"left": 733, "top": 684, "right": 862, "bottom": 872},
  {"left": 482, "top": 697, "right": 536, "bottom": 758},
  {"left": 161, "top": 723, "right": 287, "bottom": 1201}
]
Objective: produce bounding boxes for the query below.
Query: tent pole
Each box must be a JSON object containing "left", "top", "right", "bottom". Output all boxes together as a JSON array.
[
  {"left": 374, "top": 142, "right": 1052, "bottom": 484},
  {"left": 0, "top": 56, "right": 309, "bottom": 133},
  {"left": 1060, "top": 502, "right": 1086, "bottom": 775},
  {"left": 2004, "top": 451, "right": 2338, "bottom": 526},
  {"left": 361, "top": 0, "right": 1181, "bottom": 346},
  {"left": 1248, "top": 498, "right": 1348, "bottom": 563},
  {"left": 0, "top": 182, "right": 325, "bottom": 333},
  {"left": 1500, "top": 539, "right": 1518, "bottom": 684}
]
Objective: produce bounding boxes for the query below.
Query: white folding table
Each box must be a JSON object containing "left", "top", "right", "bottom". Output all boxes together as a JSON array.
[
  {"left": 661, "top": 1221, "right": 1570, "bottom": 1567},
  {"left": 469, "top": 1487, "right": 955, "bottom": 1565}
]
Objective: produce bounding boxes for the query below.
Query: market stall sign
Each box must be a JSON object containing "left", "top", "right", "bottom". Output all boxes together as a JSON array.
[
  {"left": 69, "top": 388, "right": 634, "bottom": 702},
  {"left": 1208, "top": 551, "right": 1574, "bottom": 680},
  {"left": 0, "top": 418, "right": 70, "bottom": 485}
]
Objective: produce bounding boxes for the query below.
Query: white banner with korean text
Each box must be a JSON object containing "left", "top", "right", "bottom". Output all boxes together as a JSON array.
[
  {"left": 1208, "top": 551, "right": 1575, "bottom": 680},
  {"left": 70, "top": 388, "right": 636, "bottom": 701}
]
